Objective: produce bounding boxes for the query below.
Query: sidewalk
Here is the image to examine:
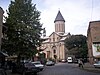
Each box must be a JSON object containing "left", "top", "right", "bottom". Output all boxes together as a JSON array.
[
  {"left": 70, "top": 63, "right": 100, "bottom": 73},
  {"left": 82, "top": 63, "right": 100, "bottom": 73},
  {"left": 6, "top": 70, "right": 19, "bottom": 75}
]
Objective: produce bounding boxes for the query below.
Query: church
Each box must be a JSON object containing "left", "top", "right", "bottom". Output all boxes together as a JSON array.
[{"left": 40, "top": 10, "right": 71, "bottom": 61}]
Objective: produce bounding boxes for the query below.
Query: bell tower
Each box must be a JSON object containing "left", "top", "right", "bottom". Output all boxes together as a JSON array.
[{"left": 54, "top": 10, "right": 65, "bottom": 33}]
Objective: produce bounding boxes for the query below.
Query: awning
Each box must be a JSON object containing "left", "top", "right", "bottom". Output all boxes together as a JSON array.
[
  {"left": 6, "top": 55, "right": 17, "bottom": 59},
  {"left": 0, "top": 51, "right": 9, "bottom": 57},
  {"left": 94, "top": 55, "right": 100, "bottom": 58}
]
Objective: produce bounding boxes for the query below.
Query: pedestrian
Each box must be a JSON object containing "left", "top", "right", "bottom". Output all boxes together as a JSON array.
[
  {"left": 7, "top": 60, "right": 12, "bottom": 70},
  {"left": 12, "top": 61, "right": 17, "bottom": 73},
  {"left": 78, "top": 59, "right": 83, "bottom": 68}
]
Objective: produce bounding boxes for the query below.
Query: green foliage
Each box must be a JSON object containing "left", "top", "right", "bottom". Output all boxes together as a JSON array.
[
  {"left": 2, "top": 0, "right": 42, "bottom": 58},
  {"left": 65, "top": 35, "right": 88, "bottom": 58}
]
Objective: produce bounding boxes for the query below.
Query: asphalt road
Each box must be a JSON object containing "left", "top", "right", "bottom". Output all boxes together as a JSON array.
[{"left": 38, "top": 63, "right": 100, "bottom": 75}]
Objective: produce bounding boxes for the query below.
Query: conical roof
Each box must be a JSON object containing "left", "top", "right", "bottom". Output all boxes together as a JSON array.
[{"left": 54, "top": 10, "right": 65, "bottom": 23}]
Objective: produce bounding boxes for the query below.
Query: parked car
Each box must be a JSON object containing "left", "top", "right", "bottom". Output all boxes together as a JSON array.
[
  {"left": 0, "top": 69, "right": 7, "bottom": 75},
  {"left": 73, "top": 59, "right": 78, "bottom": 63},
  {"left": 61, "top": 59, "right": 67, "bottom": 63},
  {"left": 12, "top": 62, "right": 40, "bottom": 75},
  {"left": 94, "top": 61, "right": 100, "bottom": 68},
  {"left": 31, "top": 61, "right": 44, "bottom": 71},
  {"left": 46, "top": 61, "right": 55, "bottom": 66}
]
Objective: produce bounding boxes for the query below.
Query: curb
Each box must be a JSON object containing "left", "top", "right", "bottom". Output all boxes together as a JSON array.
[
  {"left": 83, "top": 67, "right": 100, "bottom": 73},
  {"left": 71, "top": 63, "right": 100, "bottom": 73},
  {"left": 80, "top": 64, "right": 100, "bottom": 73}
]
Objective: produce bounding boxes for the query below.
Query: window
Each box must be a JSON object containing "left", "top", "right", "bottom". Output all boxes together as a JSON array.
[
  {"left": 53, "top": 49, "right": 56, "bottom": 54},
  {"left": 53, "top": 38, "right": 55, "bottom": 41}
]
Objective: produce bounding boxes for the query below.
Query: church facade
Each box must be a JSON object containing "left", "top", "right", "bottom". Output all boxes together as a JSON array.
[{"left": 40, "top": 11, "right": 71, "bottom": 61}]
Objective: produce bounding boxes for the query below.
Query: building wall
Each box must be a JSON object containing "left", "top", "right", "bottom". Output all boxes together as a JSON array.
[
  {"left": 90, "top": 22, "right": 100, "bottom": 42},
  {"left": 55, "top": 21, "right": 65, "bottom": 33},
  {"left": 0, "top": 7, "right": 4, "bottom": 51},
  {"left": 87, "top": 21, "right": 100, "bottom": 64},
  {"left": 87, "top": 26, "right": 93, "bottom": 64}
]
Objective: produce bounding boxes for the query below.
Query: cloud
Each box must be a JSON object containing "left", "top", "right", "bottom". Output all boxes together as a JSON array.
[
  {"left": 34, "top": 0, "right": 100, "bottom": 36},
  {"left": 1, "top": 0, "right": 100, "bottom": 36}
]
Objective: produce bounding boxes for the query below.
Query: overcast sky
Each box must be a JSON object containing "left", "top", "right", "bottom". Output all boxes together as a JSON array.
[{"left": 0, "top": 0, "right": 100, "bottom": 36}]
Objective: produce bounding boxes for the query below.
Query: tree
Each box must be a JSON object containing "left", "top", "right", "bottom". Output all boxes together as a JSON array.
[
  {"left": 2, "top": 0, "right": 42, "bottom": 61},
  {"left": 65, "top": 35, "right": 88, "bottom": 59}
]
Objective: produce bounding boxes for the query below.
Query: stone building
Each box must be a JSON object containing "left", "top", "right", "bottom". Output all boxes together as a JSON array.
[
  {"left": 87, "top": 21, "right": 100, "bottom": 64},
  {"left": 0, "top": 7, "right": 8, "bottom": 68},
  {"left": 0, "top": 7, "right": 4, "bottom": 51},
  {"left": 40, "top": 11, "right": 71, "bottom": 61}
]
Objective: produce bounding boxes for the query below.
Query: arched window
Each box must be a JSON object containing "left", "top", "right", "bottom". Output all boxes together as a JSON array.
[{"left": 53, "top": 49, "right": 56, "bottom": 54}]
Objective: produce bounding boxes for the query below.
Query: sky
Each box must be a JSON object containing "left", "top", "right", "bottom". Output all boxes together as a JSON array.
[{"left": 0, "top": 0, "right": 100, "bottom": 36}]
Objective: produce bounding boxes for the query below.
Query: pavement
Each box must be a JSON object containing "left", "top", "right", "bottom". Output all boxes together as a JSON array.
[
  {"left": 82, "top": 63, "right": 100, "bottom": 73},
  {"left": 6, "top": 63, "right": 100, "bottom": 75},
  {"left": 6, "top": 70, "right": 19, "bottom": 75},
  {"left": 62, "top": 62, "right": 100, "bottom": 73}
]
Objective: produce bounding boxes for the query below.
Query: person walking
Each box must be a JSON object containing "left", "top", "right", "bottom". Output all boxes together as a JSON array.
[{"left": 78, "top": 59, "right": 83, "bottom": 68}]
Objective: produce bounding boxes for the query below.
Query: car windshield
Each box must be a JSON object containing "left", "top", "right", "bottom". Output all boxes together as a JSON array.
[
  {"left": 32, "top": 61, "right": 41, "bottom": 65},
  {"left": 47, "top": 61, "right": 52, "bottom": 63},
  {"left": 97, "top": 61, "right": 100, "bottom": 64},
  {"left": 25, "top": 63, "right": 35, "bottom": 67},
  {"left": 0, "top": 73, "right": 4, "bottom": 75},
  {"left": 0, "top": 70, "right": 5, "bottom": 75},
  {"left": 34, "top": 62, "right": 41, "bottom": 65}
]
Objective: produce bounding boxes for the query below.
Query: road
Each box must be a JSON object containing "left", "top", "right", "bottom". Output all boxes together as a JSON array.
[{"left": 38, "top": 63, "right": 100, "bottom": 75}]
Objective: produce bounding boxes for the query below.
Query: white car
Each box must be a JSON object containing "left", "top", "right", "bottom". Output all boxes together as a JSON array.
[
  {"left": 31, "top": 61, "right": 44, "bottom": 71},
  {"left": 67, "top": 57, "right": 73, "bottom": 63},
  {"left": 94, "top": 61, "right": 100, "bottom": 68},
  {"left": 61, "top": 59, "right": 66, "bottom": 63}
]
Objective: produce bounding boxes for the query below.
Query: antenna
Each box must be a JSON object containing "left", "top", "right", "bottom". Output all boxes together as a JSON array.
[
  {"left": 58, "top": 8, "right": 60, "bottom": 11},
  {"left": 91, "top": 0, "right": 93, "bottom": 21}
]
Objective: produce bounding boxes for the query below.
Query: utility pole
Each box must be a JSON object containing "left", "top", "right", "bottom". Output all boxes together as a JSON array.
[{"left": 0, "top": 7, "right": 4, "bottom": 51}]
